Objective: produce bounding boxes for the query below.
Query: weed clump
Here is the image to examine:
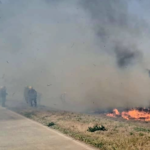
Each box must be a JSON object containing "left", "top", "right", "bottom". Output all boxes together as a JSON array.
[
  {"left": 87, "top": 124, "right": 107, "bottom": 132},
  {"left": 139, "top": 133, "right": 144, "bottom": 136},
  {"left": 47, "top": 122, "right": 55, "bottom": 127},
  {"left": 130, "top": 132, "right": 134, "bottom": 135}
]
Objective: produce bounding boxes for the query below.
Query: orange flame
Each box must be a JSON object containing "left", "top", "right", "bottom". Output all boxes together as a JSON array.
[
  {"left": 107, "top": 113, "right": 116, "bottom": 117},
  {"left": 106, "top": 108, "right": 150, "bottom": 121},
  {"left": 113, "top": 109, "right": 120, "bottom": 115},
  {"left": 106, "top": 109, "right": 120, "bottom": 117}
]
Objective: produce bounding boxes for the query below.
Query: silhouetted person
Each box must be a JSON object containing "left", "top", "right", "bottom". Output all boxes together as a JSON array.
[
  {"left": 0, "top": 86, "right": 7, "bottom": 107},
  {"left": 28, "top": 86, "right": 37, "bottom": 107}
]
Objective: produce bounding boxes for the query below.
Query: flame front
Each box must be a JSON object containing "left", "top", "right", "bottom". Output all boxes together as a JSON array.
[
  {"left": 106, "top": 109, "right": 120, "bottom": 117},
  {"left": 113, "top": 109, "right": 120, "bottom": 115},
  {"left": 106, "top": 108, "right": 150, "bottom": 121}
]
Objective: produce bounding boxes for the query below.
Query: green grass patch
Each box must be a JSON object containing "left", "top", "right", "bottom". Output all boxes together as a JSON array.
[
  {"left": 139, "top": 133, "right": 144, "bottom": 136},
  {"left": 47, "top": 122, "right": 55, "bottom": 127},
  {"left": 130, "top": 132, "right": 134, "bottom": 135},
  {"left": 134, "top": 127, "right": 150, "bottom": 133},
  {"left": 87, "top": 124, "right": 107, "bottom": 132}
]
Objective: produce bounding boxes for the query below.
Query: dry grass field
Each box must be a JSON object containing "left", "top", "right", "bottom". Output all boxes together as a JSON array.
[{"left": 12, "top": 107, "right": 150, "bottom": 150}]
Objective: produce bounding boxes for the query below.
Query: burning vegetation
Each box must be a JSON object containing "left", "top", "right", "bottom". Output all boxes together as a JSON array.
[{"left": 106, "top": 108, "right": 150, "bottom": 121}]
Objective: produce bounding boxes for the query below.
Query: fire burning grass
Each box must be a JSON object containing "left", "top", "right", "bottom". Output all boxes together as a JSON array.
[
  {"left": 12, "top": 107, "right": 150, "bottom": 150},
  {"left": 107, "top": 108, "right": 150, "bottom": 121}
]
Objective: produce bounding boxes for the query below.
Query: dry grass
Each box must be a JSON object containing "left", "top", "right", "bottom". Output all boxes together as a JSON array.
[{"left": 14, "top": 108, "right": 150, "bottom": 150}]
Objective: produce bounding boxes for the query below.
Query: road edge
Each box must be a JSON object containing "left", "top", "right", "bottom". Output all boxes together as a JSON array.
[{"left": 4, "top": 107, "right": 98, "bottom": 150}]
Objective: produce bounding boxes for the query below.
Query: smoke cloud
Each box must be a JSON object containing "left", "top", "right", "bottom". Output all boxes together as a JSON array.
[
  {"left": 114, "top": 43, "right": 142, "bottom": 68},
  {"left": 0, "top": 0, "right": 150, "bottom": 112},
  {"left": 81, "top": 0, "right": 148, "bottom": 68}
]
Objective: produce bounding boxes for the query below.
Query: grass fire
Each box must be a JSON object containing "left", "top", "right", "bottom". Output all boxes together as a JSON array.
[
  {"left": 13, "top": 106, "right": 150, "bottom": 150},
  {"left": 107, "top": 108, "right": 150, "bottom": 121},
  {"left": 2, "top": 0, "right": 150, "bottom": 149}
]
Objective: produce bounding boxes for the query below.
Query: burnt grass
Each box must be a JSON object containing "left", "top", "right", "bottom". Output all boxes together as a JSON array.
[{"left": 13, "top": 107, "right": 150, "bottom": 150}]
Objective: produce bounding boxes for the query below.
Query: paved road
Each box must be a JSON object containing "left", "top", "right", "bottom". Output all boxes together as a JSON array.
[{"left": 0, "top": 107, "right": 97, "bottom": 150}]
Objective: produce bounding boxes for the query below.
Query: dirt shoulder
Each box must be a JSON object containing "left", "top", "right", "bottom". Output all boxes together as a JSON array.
[{"left": 11, "top": 107, "right": 150, "bottom": 150}]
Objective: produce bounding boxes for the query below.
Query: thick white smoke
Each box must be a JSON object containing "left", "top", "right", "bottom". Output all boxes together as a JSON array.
[{"left": 0, "top": 0, "right": 150, "bottom": 112}]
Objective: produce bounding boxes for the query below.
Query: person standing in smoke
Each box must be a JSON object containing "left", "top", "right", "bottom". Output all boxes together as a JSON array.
[
  {"left": 27, "top": 86, "right": 37, "bottom": 107},
  {"left": 0, "top": 86, "right": 7, "bottom": 107},
  {"left": 24, "top": 86, "right": 29, "bottom": 104}
]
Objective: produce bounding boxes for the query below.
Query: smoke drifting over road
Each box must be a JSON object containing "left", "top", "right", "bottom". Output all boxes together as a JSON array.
[{"left": 0, "top": 0, "right": 150, "bottom": 112}]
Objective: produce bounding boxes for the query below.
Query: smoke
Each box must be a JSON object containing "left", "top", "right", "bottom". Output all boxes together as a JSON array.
[
  {"left": 80, "top": 0, "right": 149, "bottom": 68},
  {"left": 0, "top": 0, "right": 150, "bottom": 112},
  {"left": 114, "top": 44, "right": 142, "bottom": 68}
]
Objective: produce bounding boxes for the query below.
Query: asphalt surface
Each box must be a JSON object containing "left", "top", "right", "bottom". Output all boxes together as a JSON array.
[{"left": 0, "top": 107, "right": 97, "bottom": 150}]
